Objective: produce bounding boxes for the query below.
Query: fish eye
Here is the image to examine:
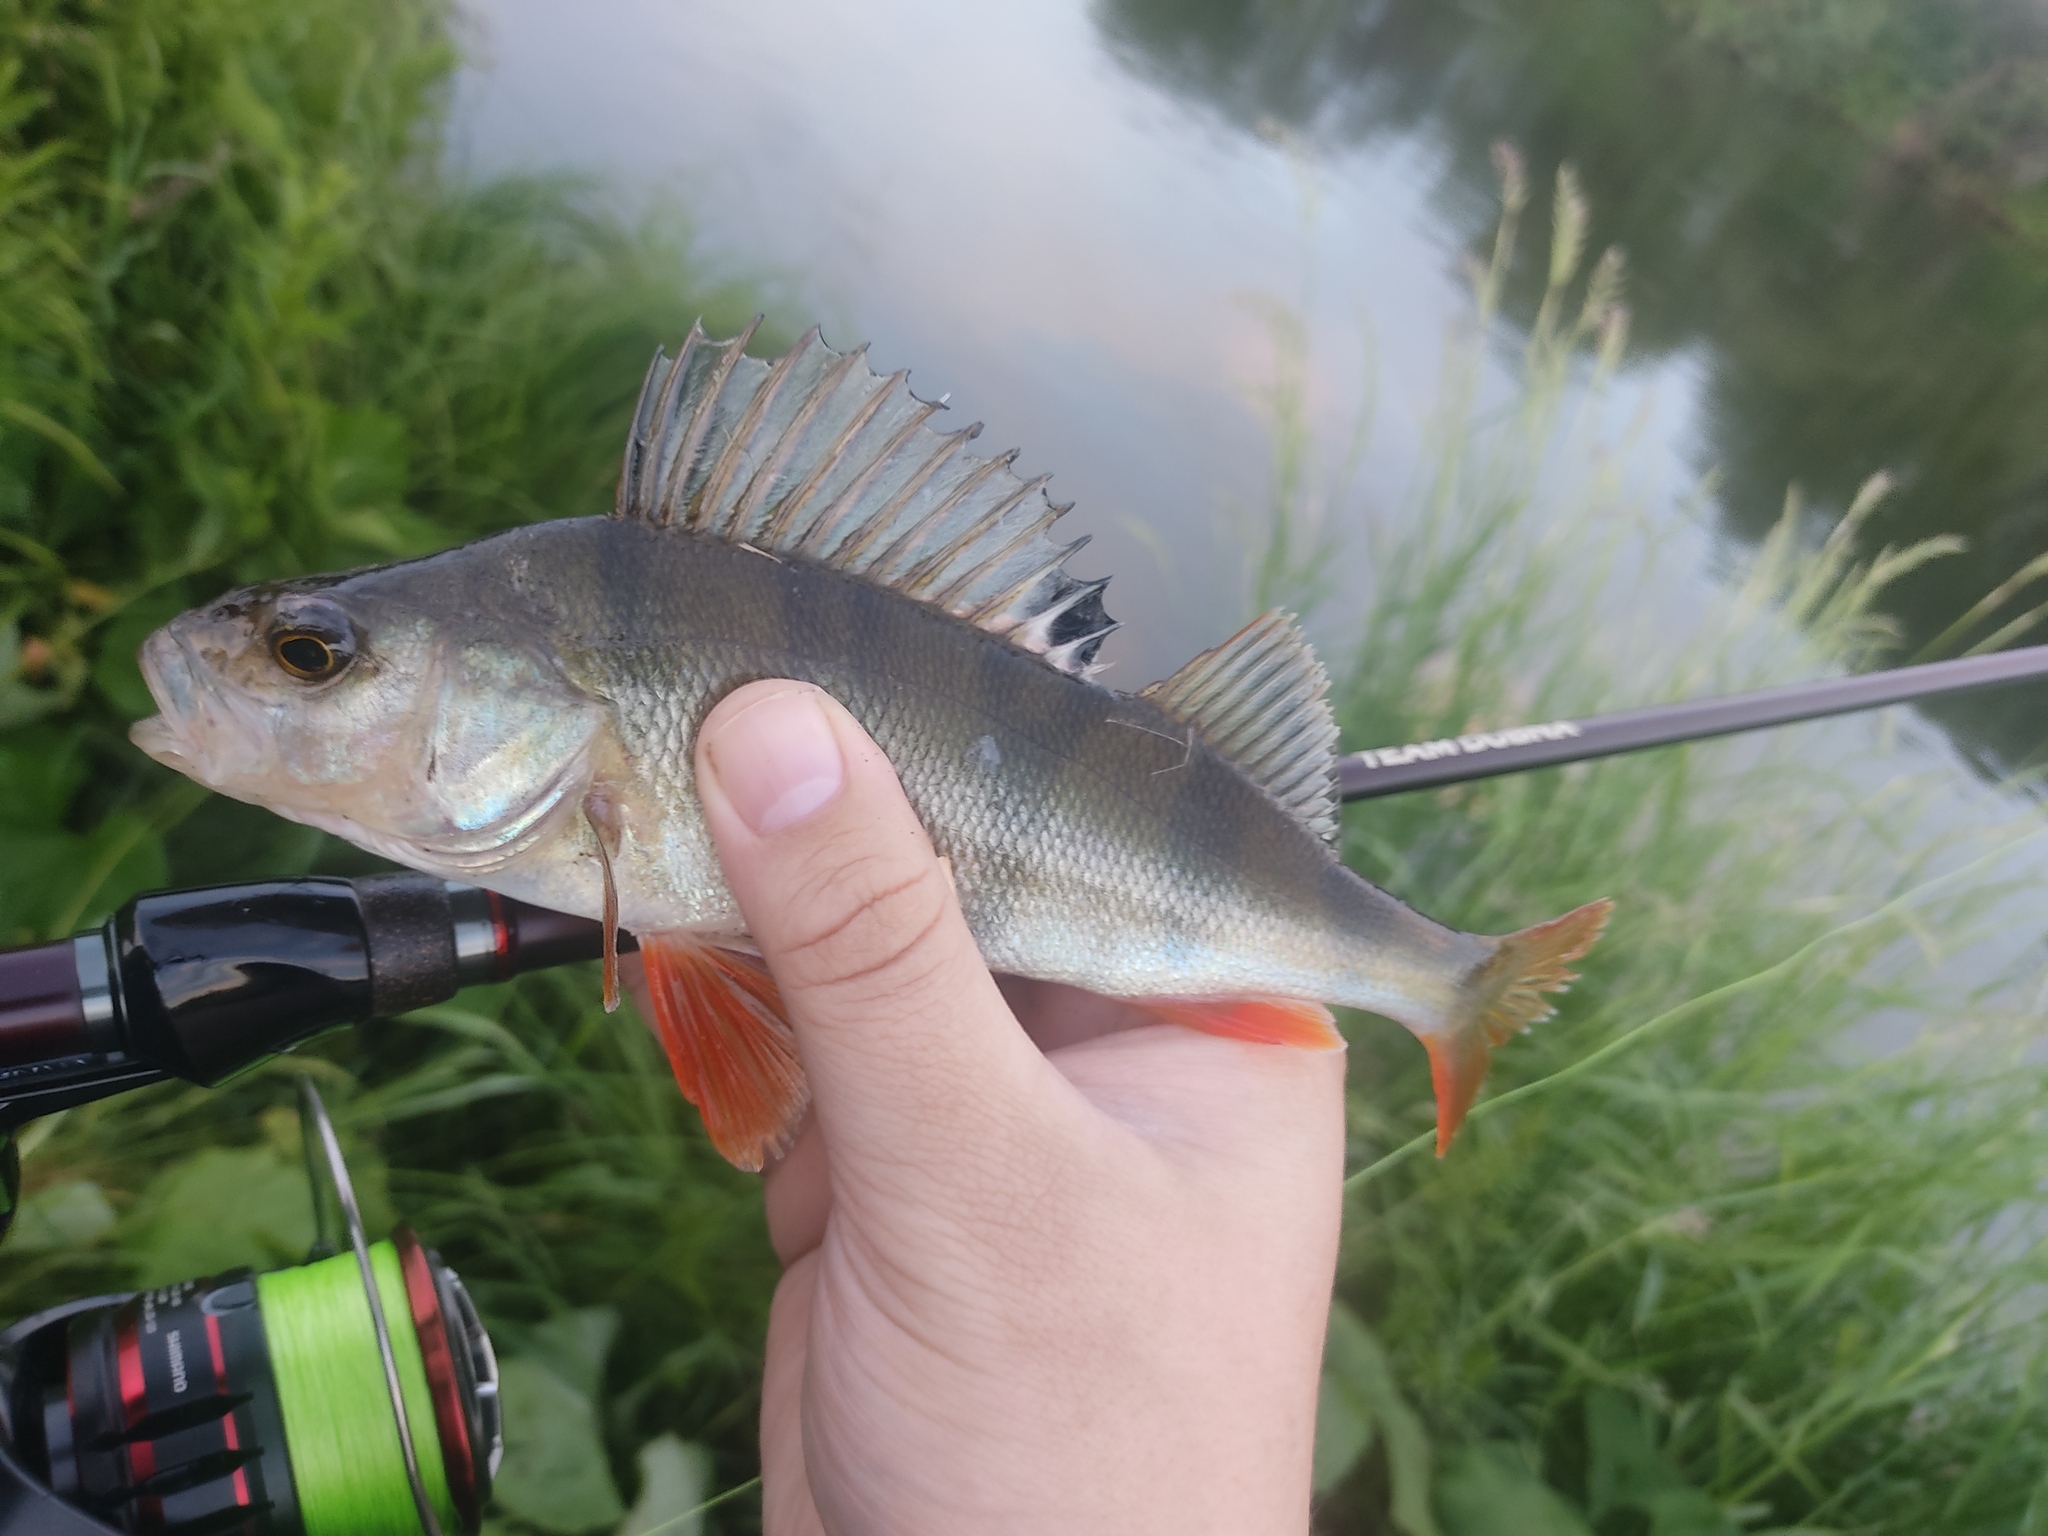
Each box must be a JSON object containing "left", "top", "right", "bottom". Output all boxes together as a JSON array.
[{"left": 271, "top": 627, "right": 353, "bottom": 681}]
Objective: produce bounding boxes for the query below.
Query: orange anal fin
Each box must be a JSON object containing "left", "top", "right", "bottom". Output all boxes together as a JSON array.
[
  {"left": 639, "top": 932, "right": 808, "bottom": 1172},
  {"left": 1135, "top": 997, "right": 1345, "bottom": 1052}
]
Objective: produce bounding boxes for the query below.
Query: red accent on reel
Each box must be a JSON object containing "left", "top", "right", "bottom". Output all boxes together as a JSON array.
[
  {"left": 113, "top": 1313, "right": 160, "bottom": 1528},
  {"left": 395, "top": 1225, "right": 480, "bottom": 1529},
  {"left": 486, "top": 890, "right": 512, "bottom": 970},
  {"left": 201, "top": 1313, "right": 250, "bottom": 1509}
]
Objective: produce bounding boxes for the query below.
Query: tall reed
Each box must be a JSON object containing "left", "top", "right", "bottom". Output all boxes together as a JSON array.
[{"left": 1287, "top": 150, "right": 2048, "bottom": 1536}]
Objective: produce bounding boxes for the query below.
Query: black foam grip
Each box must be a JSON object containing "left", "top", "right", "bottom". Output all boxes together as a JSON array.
[{"left": 356, "top": 873, "right": 459, "bottom": 1018}]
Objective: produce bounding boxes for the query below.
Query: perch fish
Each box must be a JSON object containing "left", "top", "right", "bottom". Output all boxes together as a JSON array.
[{"left": 130, "top": 324, "right": 1611, "bottom": 1169}]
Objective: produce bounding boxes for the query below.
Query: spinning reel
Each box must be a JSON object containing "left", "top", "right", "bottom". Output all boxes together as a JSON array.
[{"left": 0, "top": 875, "right": 614, "bottom": 1535}]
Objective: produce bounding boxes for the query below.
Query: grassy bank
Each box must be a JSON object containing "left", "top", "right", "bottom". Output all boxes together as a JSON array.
[
  {"left": 1289, "top": 161, "right": 2048, "bottom": 1535},
  {"left": 0, "top": 0, "right": 774, "bottom": 1530},
  {"left": 0, "top": 0, "right": 764, "bottom": 944}
]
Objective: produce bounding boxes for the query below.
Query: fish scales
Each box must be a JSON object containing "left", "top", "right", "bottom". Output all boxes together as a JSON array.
[
  {"left": 441, "top": 516, "right": 1439, "bottom": 1004},
  {"left": 131, "top": 324, "right": 1611, "bottom": 1168}
]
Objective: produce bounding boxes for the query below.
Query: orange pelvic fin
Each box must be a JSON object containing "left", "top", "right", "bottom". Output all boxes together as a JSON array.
[
  {"left": 638, "top": 931, "right": 808, "bottom": 1172},
  {"left": 1428, "top": 896, "right": 1615, "bottom": 1156},
  {"left": 1136, "top": 997, "right": 1345, "bottom": 1051}
]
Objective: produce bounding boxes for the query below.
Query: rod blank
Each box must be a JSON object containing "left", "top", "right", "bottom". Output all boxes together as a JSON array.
[{"left": 1337, "top": 644, "right": 2048, "bottom": 802}]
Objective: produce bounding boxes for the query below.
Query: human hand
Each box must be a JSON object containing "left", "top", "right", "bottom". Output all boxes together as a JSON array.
[{"left": 675, "top": 679, "right": 1346, "bottom": 1535}]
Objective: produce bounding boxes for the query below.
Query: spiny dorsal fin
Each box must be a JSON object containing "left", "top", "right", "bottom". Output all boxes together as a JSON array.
[
  {"left": 1140, "top": 611, "right": 1341, "bottom": 844},
  {"left": 615, "top": 323, "right": 1118, "bottom": 675}
]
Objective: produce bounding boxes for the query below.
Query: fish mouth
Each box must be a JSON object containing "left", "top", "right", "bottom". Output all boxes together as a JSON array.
[
  {"left": 129, "top": 628, "right": 222, "bottom": 779},
  {"left": 127, "top": 711, "right": 189, "bottom": 770},
  {"left": 130, "top": 631, "right": 194, "bottom": 765}
]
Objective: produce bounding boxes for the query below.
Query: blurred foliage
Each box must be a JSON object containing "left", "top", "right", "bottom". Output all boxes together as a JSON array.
[
  {"left": 1103, "top": 0, "right": 2048, "bottom": 217},
  {"left": 0, "top": 0, "right": 764, "bottom": 944},
  {"left": 1097, "top": 0, "right": 2048, "bottom": 778},
  {"left": 1262, "top": 158, "right": 2048, "bottom": 1534},
  {"left": 0, "top": 0, "right": 773, "bottom": 1528},
  {"left": 1666, "top": 0, "right": 2048, "bottom": 208}
]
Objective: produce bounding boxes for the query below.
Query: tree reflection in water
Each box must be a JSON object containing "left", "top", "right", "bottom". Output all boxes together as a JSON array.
[{"left": 1097, "top": 0, "right": 2048, "bottom": 774}]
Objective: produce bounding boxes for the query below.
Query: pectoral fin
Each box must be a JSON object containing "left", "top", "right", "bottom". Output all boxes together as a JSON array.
[{"left": 638, "top": 931, "right": 809, "bottom": 1171}]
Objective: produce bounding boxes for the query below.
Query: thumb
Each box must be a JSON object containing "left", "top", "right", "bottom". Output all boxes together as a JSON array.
[{"left": 694, "top": 680, "right": 1049, "bottom": 1174}]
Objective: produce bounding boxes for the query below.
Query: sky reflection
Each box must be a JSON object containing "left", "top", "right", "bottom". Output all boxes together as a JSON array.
[{"left": 449, "top": 0, "right": 1702, "bottom": 684}]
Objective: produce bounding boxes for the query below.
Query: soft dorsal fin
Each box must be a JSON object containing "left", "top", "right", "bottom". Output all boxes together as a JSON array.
[
  {"left": 1141, "top": 611, "right": 1341, "bottom": 844},
  {"left": 615, "top": 323, "right": 1119, "bottom": 675}
]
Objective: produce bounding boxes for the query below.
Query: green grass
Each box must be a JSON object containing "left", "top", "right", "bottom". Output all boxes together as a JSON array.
[
  {"left": 2, "top": 3, "right": 2045, "bottom": 1534},
  {"left": 0, "top": 0, "right": 775, "bottom": 1529},
  {"left": 1283, "top": 159, "right": 2048, "bottom": 1534},
  {"left": 0, "top": 0, "right": 766, "bottom": 943}
]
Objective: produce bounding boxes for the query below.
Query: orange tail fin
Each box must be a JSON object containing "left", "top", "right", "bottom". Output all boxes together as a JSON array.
[
  {"left": 638, "top": 932, "right": 808, "bottom": 1171},
  {"left": 1135, "top": 997, "right": 1346, "bottom": 1051},
  {"left": 1424, "top": 897, "right": 1613, "bottom": 1156}
]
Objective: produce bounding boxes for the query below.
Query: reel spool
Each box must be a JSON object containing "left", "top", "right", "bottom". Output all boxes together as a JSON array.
[{"left": 0, "top": 1084, "right": 501, "bottom": 1535}]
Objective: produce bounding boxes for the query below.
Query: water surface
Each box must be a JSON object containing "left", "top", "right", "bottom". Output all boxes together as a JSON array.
[{"left": 452, "top": 0, "right": 2048, "bottom": 768}]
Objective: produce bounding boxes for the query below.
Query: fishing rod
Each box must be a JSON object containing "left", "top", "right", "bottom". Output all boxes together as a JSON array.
[
  {"left": 0, "top": 873, "right": 618, "bottom": 1134},
  {"left": 1337, "top": 642, "right": 2048, "bottom": 801},
  {"left": 1, "top": 644, "right": 2041, "bottom": 1137},
  {"left": 0, "top": 644, "right": 2041, "bottom": 1533}
]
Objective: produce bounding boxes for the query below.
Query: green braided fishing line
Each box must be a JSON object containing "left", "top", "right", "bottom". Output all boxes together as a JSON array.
[{"left": 257, "top": 1242, "right": 461, "bottom": 1536}]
